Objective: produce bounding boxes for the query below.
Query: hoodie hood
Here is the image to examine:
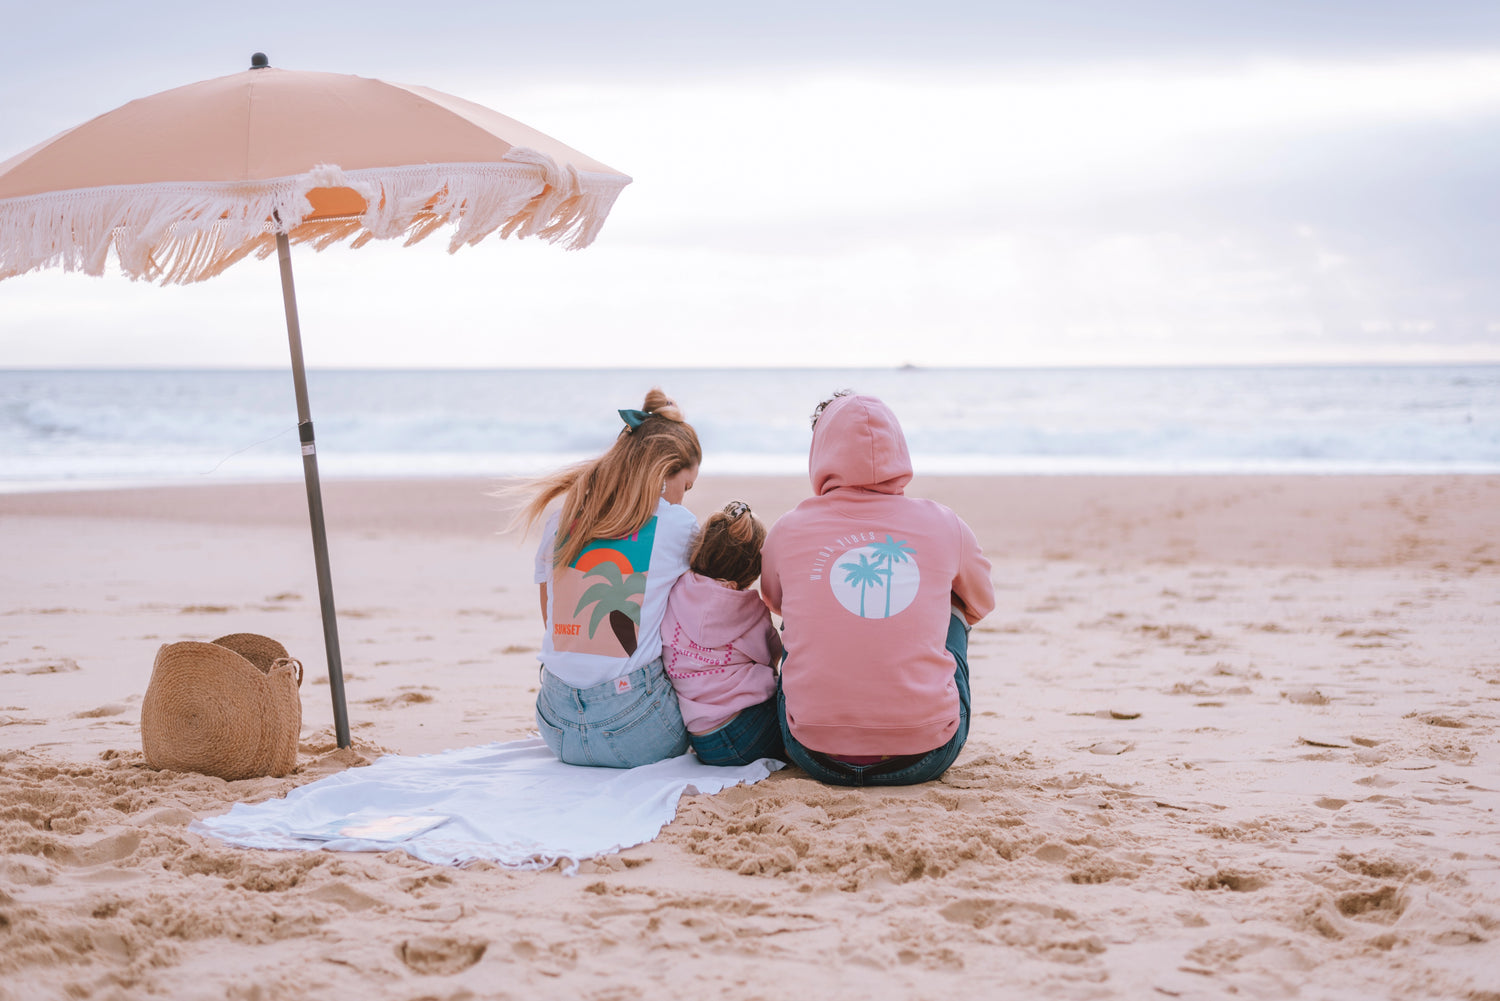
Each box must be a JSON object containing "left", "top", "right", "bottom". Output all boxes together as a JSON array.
[
  {"left": 808, "top": 394, "right": 912, "bottom": 496},
  {"left": 671, "top": 573, "right": 776, "bottom": 648}
]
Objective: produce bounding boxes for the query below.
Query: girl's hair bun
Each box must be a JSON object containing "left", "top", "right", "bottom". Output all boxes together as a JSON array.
[{"left": 723, "top": 501, "right": 757, "bottom": 544}]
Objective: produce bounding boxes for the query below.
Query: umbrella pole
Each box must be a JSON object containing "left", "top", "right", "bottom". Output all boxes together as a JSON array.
[{"left": 275, "top": 233, "right": 352, "bottom": 749}]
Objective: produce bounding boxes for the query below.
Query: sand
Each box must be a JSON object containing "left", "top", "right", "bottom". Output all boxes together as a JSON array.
[{"left": 2, "top": 474, "right": 1498, "bottom": 1000}]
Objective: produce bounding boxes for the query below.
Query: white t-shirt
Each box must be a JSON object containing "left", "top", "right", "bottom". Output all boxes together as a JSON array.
[{"left": 533, "top": 498, "right": 698, "bottom": 689}]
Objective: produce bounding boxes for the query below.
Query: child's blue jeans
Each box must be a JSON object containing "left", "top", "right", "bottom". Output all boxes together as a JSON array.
[{"left": 689, "top": 697, "right": 785, "bottom": 767}]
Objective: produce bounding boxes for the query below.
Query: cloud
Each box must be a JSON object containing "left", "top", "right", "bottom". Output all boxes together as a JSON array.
[{"left": 3, "top": 10, "right": 1500, "bottom": 368}]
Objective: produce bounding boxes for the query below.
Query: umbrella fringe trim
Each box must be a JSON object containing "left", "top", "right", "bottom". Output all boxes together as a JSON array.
[{"left": 0, "top": 150, "right": 629, "bottom": 285}]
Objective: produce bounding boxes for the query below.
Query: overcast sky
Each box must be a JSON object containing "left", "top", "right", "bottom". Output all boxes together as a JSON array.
[{"left": 2, "top": 1, "right": 1499, "bottom": 368}]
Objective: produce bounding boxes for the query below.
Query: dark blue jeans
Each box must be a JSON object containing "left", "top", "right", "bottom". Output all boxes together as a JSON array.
[
  {"left": 689, "top": 697, "right": 785, "bottom": 766},
  {"left": 777, "top": 613, "right": 971, "bottom": 786}
]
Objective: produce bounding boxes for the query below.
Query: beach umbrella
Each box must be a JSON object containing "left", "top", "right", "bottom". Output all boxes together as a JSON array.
[{"left": 0, "top": 54, "right": 632, "bottom": 749}]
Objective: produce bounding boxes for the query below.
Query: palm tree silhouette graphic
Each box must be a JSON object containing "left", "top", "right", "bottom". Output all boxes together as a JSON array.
[
  {"left": 839, "top": 553, "right": 885, "bottom": 618},
  {"left": 574, "top": 562, "right": 645, "bottom": 654},
  {"left": 868, "top": 535, "right": 917, "bottom": 618}
]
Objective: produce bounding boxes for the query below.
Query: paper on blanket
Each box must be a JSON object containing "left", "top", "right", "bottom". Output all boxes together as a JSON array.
[
  {"left": 190, "top": 737, "right": 783, "bottom": 872},
  {"left": 293, "top": 812, "right": 451, "bottom": 843}
]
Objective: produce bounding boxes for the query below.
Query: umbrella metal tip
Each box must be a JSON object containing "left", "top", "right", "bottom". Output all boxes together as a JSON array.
[{"left": 250, "top": 52, "right": 270, "bottom": 70}]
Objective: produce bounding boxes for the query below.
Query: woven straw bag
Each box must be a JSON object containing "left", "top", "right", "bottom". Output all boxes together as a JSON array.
[{"left": 140, "top": 633, "right": 304, "bottom": 780}]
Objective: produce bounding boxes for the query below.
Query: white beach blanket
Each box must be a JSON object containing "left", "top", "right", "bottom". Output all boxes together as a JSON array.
[{"left": 190, "top": 738, "right": 782, "bottom": 872}]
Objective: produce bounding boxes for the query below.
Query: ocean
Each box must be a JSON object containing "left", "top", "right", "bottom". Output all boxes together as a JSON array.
[{"left": 1, "top": 365, "right": 1496, "bottom": 491}]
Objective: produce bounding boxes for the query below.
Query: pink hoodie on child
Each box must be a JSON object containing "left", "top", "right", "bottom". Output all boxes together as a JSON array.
[
  {"left": 761, "top": 394, "right": 996, "bottom": 756},
  {"left": 662, "top": 572, "right": 783, "bottom": 733}
]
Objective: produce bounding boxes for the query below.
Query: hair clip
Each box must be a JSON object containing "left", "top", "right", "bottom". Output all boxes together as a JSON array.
[
  {"left": 618, "top": 408, "right": 651, "bottom": 431},
  {"left": 723, "top": 501, "right": 750, "bottom": 519}
]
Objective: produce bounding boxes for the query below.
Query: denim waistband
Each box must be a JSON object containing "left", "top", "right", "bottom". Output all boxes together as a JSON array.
[
  {"left": 805, "top": 749, "right": 928, "bottom": 777},
  {"left": 539, "top": 659, "right": 665, "bottom": 707}
]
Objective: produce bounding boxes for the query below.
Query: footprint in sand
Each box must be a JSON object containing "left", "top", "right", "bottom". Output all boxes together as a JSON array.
[
  {"left": 1355, "top": 774, "right": 1400, "bottom": 788},
  {"left": 361, "top": 689, "right": 435, "bottom": 708},
  {"left": 398, "top": 935, "right": 487, "bottom": 975},
  {"left": 0, "top": 713, "right": 45, "bottom": 727},
  {"left": 310, "top": 672, "right": 360, "bottom": 687},
  {"left": 1184, "top": 868, "right": 1268, "bottom": 893},
  {"left": 22, "top": 658, "right": 81, "bottom": 675},
  {"left": 1336, "top": 886, "right": 1406, "bottom": 923},
  {"left": 55, "top": 830, "right": 143, "bottom": 868},
  {"left": 1408, "top": 713, "right": 1467, "bottom": 728},
  {"left": 1033, "top": 842, "right": 1072, "bottom": 863},
  {"left": 305, "top": 881, "right": 384, "bottom": 912},
  {"left": 1338, "top": 854, "right": 1420, "bottom": 881},
  {"left": 1299, "top": 734, "right": 1352, "bottom": 749},
  {"left": 70, "top": 703, "right": 129, "bottom": 719}
]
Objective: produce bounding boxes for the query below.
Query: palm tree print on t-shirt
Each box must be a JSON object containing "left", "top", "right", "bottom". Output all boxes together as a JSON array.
[
  {"left": 550, "top": 517, "right": 657, "bottom": 657},
  {"left": 573, "top": 561, "right": 645, "bottom": 655},
  {"left": 834, "top": 535, "right": 920, "bottom": 619}
]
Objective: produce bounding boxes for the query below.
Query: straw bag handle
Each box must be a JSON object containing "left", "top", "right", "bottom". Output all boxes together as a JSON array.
[{"left": 271, "top": 656, "right": 304, "bottom": 687}]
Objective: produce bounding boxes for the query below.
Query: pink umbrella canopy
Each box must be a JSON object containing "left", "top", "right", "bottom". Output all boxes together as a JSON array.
[
  {"left": 0, "top": 54, "right": 631, "bottom": 283},
  {"left": 0, "top": 55, "right": 632, "bottom": 750}
]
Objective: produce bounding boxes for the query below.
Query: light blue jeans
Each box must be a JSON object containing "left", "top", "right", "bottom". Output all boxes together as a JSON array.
[{"left": 535, "top": 658, "right": 689, "bottom": 768}]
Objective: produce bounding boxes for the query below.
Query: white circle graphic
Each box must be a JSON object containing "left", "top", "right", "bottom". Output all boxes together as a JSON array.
[{"left": 829, "top": 541, "right": 920, "bottom": 619}]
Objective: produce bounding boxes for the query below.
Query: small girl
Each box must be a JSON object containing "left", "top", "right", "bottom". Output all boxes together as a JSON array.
[
  {"left": 514, "top": 388, "right": 701, "bottom": 768},
  {"left": 660, "top": 501, "right": 785, "bottom": 766}
]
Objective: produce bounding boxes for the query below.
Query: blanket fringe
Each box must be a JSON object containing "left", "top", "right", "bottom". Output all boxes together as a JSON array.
[{"left": 0, "top": 148, "right": 629, "bottom": 285}]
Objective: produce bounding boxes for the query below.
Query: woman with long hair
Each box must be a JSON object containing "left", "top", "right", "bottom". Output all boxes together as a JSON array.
[{"left": 513, "top": 388, "right": 702, "bottom": 767}]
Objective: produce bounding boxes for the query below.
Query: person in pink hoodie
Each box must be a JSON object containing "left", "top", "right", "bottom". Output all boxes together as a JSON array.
[
  {"left": 760, "top": 392, "right": 996, "bottom": 786},
  {"left": 662, "top": 501, "right": 785, "bottom": 766}
]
